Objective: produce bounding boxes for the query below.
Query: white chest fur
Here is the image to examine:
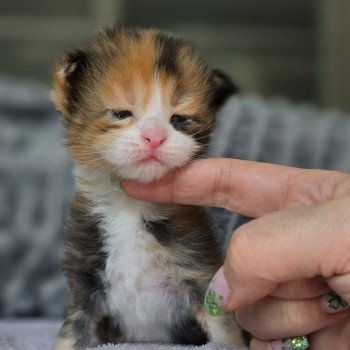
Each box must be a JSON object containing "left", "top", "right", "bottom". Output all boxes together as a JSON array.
[{"left": 99, "top": 194, "right": 186, "bottom": 342}]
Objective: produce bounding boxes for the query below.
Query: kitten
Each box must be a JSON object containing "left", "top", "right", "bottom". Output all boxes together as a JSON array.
[{"left": 52, "top": 27, "right": 245, "bottom": 349}]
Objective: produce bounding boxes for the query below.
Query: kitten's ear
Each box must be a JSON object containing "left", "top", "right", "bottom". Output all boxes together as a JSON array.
[
  {"left": 51, "top": 49, "right": 88, "bottom": 116},
  {"left": 211, "top": 69, "right": 238, "bottom": 110}
]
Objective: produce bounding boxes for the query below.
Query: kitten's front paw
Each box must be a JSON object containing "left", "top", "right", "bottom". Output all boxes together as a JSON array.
[{"left": 54, "top": 337, "right": 75, "bottom": 350}]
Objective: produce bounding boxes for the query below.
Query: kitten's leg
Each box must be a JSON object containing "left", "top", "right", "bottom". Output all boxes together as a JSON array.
[{"left": 197, "top": 309, "right": 248, "bottom": 349}]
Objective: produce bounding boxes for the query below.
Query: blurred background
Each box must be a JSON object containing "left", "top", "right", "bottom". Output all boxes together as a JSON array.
[
  {"left": 1, "top": 0, "right": 350, "bottom": 321},
  {"left": 1, "top": 0, "right": 350, "bottom": 110}
]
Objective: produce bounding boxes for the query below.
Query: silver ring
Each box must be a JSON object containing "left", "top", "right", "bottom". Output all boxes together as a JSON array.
[{"left": 282, "top": 336, "right": 309, "bottom": 350}]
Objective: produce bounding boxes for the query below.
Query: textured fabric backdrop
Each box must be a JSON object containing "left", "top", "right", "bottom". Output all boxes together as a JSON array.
[{"left": 1, "top": 77, "right": 350, "bottom": 319}]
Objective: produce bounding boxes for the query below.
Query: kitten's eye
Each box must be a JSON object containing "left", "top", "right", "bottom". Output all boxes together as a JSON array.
[
  {"left": 110, "top": 110, "right": 133, "bottom": 120},
  {"left": 170, "top": 114, "right": 192, "bottom": 126}
]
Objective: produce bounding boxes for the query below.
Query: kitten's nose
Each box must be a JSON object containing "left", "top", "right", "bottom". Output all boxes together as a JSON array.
[
  {"left": 142, "top": 131, "right": 167, "bottom": 149},
  {"left": 141, "top": 120, "right": 167, "bottom": 149}
]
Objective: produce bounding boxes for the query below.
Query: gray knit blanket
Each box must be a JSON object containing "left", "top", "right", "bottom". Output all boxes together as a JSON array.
[{"left": 1, "top": 77, "right": 350, "bottom": 349}]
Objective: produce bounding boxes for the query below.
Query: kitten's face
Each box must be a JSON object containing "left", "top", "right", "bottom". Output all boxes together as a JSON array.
[{"left": 53, "top": 28, "right": 235, "bottom": 182}]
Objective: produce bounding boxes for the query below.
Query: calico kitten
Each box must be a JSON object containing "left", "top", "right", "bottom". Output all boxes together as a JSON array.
[{"left": 52, "top": 27, "right": 245, "bottom": 349}]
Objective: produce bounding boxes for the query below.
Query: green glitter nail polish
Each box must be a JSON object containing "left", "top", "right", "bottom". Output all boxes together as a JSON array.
[
  {"left": 204, "top": 268, "right": 229, "bottom": 317},
  {"left": 204, "top": 289, "right": 220, "bottom": 316},
  {"left": 282, "top": 336, "right": 309, "bottom": 350}
]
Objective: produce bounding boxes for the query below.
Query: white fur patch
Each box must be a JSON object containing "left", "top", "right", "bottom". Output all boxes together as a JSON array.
[
  {"left": 102, "top": 195, "right": 189, "bottom": 341},
  {"left": 141, "top": 79, "right": 166, "bottom": 121},
  {"left": 76, "top": 170, "right": 190, "bottom": 342}
]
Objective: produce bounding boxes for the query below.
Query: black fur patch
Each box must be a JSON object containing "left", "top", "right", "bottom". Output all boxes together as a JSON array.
[
  {"left": 96, "top": 316, "right": 122, "bottom": 344},
  {"left": 63, "top": 195, "right": 107, "bottom": 314},
  {"left": 171, "top": 317, "right": 208, "bottom": 345},
  {"left": 72, "top": 315, "right": 90, "bottom": 338},
  {"left": 155, "top": 33, "right": 183, "bottom": 75},
  {"left": 143, "top": 208, "right": 222, "bottom": 271},
  {"left": 63, "top": 49, "right": 90, "bottom": 115},
  {"left": 64, "top": 49, "right": 88, "bottom": 76},
  {"left": 143, "top": 218, "right": 174, "bottom": 245},
  {"left": 211, "top": 69, "right": 238, "bottom": 110},
  {"left": 241, "top": 329, "right": 252, "bottom": 346},
  {"left": 184, "top": 279, "right": 206, "bottom": 305}
]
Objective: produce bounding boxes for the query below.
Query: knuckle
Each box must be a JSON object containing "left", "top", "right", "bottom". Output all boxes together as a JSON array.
[
  {"left": 238, "top": 301, "right": 302, "bottom": 340},
  {"left": 331, "top": 171, "right": 350, "bottom": 197},
  {"left": 332, "top": 197, "right": 350, "bottom": 222},
  {"left": 272, "top": 300, "right": 307, "bottom": 338},
  {"left": 283, "top": 301, "right": 301, "bottom": 334},
  {"left": 321, "top": 197, "right": 350, "bottom": 276},
  {"left": 212, "top": 159, "right": 235, "bottom": 209}
]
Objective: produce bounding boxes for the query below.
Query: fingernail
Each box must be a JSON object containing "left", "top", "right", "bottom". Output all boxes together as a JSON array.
[
  {"left": 110, "top": 173, "right": 122, "bottom": 192},
  {"left": 321, "top": 292, "right": 348, "bottom": 313},
  {"left": 204, "top": 266, "right": 231, "bottom": 316},
  {"left": 271, "top": 337, "right": 309, "bottom": 350}
]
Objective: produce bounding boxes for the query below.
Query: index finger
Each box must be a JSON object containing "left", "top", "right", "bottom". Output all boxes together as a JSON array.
[{"left": 121, "top": 158, "right": 349, "bottom": 217}]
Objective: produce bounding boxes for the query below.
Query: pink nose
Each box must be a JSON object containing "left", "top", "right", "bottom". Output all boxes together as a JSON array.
[
  {"left": 141, "top": 120, "right": 167, "bottom": 149},
  {"left": 142, "top": 131, "right": 167, "bottom": 149}
]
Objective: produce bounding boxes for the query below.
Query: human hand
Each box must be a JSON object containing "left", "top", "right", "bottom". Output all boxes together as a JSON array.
[{"left": 121, "top": 159, "right": 350, "bottom": 349}]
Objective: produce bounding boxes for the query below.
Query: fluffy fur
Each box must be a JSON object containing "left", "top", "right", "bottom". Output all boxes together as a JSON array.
[{"left": 52, "top": 27, "right": 244, "bottom": 349}]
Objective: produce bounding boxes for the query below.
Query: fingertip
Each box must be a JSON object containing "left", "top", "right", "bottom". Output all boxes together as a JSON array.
[
  {"left": 249, "top": 338, "right": 271, "bottom": 350},
  {"left": 119, "top": 179, "right": 133, "bottom": 190},
  {"left": 120, "top": 179, "right": 144, "bottom": 198},
  {"left": 120, "top": 179, "right": 155, "bottom": 201}
]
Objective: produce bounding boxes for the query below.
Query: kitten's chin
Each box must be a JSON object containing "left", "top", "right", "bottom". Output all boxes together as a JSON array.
[{"left": 117, "top": 162, "right": 171, "bottom": 183}]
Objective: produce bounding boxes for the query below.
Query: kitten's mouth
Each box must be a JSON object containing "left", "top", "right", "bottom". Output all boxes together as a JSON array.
[
  {"left": 124, "top": 153, "right": 169, "bottom": 182},
  {"left": 116, "top": 148, "right": 188, "bottom": 182},
  {"left": 135, "top": 150, "right": 165, "bottom": 165}
]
